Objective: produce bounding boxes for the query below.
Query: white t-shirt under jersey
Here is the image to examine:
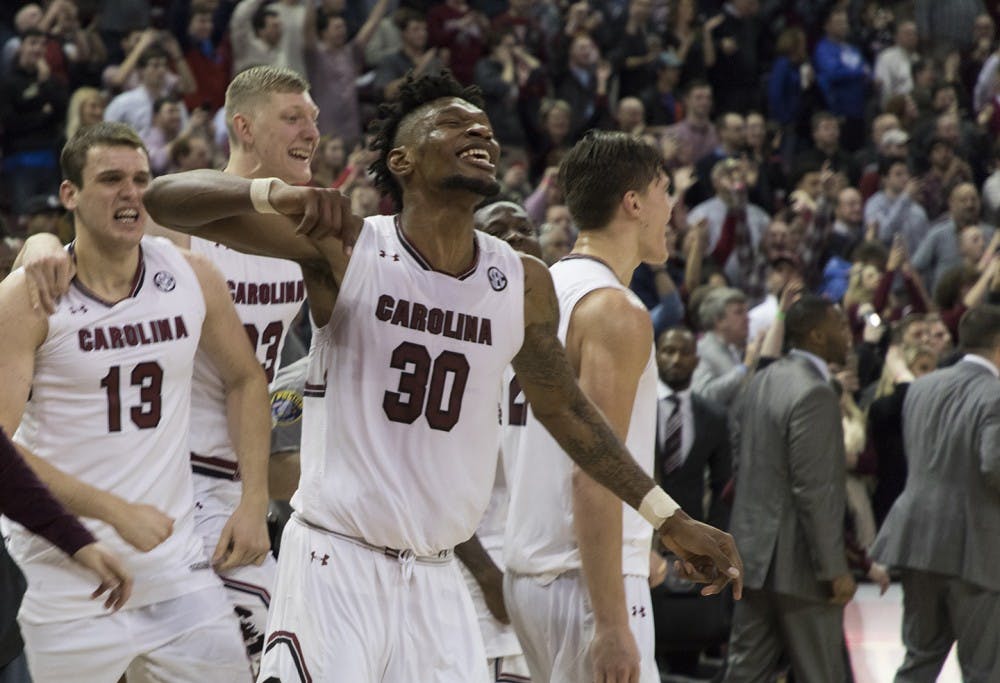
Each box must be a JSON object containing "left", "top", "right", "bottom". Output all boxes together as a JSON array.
[
  {"left": 292, "top": 215, "right": 525, "bottom": 555},
  {"left": 5, "top": 237, "right": 219, "bottom": 623},
  {"left": 504, "top": 255, "right": 657, "bottom": 578},
  {"left": 187, "top": 238, "right": 303, "bottom": 496}
]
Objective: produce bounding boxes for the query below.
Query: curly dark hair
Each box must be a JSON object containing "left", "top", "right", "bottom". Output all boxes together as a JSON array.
[{"left": 367, "top": 70, "right": 485, "bottom": 210}]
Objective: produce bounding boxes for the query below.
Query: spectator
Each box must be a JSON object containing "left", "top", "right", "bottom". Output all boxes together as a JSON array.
[
  {"left": 168, "top": 133, "right": 214, "bottom": 172},
  {"left": 363, "top": 6, "right": 401, "bottom": 68},
  {"left": 230, "top": 0, "right": 285, "bottom": 73},
  {"left": 538, "top": 221, "right": 573, "bottom": 266},
  {"left": 691, "top": 286, "right": 755, "bottom": 407},
  {"left": 912, "top": 182, "right": 989, "bottom": 291},
  {"left": 375, "top": 8, "right": 444, "bottom": 101},
  {"left": 65, "top": 85, "right": 105, "bottom": 139},
  {"left": 614, "top": 97, "right": 646, "bottom": 136},
  {"left": 272, "top": 0, "right": 308, "bottom": 78},
  {"left": 473, "top": 28, "right": 537, "bottom": 149},
  {"left": 551, "top": 33, "right": 612, "bottom": 138},
  {"left": 2, "top": 3, "right": 60, "bottom": 75},
  {"left": 664, "top": 80, "right": 718, "bottom": 167},
  {"left": 744, "top": 111, "right": 784, "bottom": 212},
  {"left": 814, "top": 7, "right": 872, "bottom": 151},
  {"left": 143, "top": 96, "right": 210, "bottom": 175},
  {"left": 706, "top": 0, "right": 767, "bottom": 114},
  {"left": 104, "top": 46, "right": 190, "bottom": 138},
  {"left": 884, "top": 92, "right": 921, "bottom": 133},
  {"left": 19, "top": 194, "right": 65, "bottom": 237},
  {"left": 874, "top": 20, "right": 919, "bottom": 107},
  {"left": 491, "top": 0, "right": 545, "bottom": 65},
  {"left": 181, "top": 2, "right": 233, "bottom": 113},
  {"left": 305, "top": 0, "right": 390, "bottom": 147},
  {"left": 664, "top": 0, "right": 718, "bottom": 85},
  {"left": 857, "top": 126, "right": 909, "bottom": 200},
  {"left": 981, "top": 140, "right": 1000, "bottom": 224},
  {"left": 794, "top": 111, "right": 861, "bottom": 185},
  {"left": 827, "top": 186, "right": 866, "bottom": 263},
  {"left": 639, "top": 51, "right": 683, "bottom": 126},
  {"left": 310, "top": 135, "right": 346, "bottom": 188},
  {"left": 855, "top": 113, "right": 903, "bottom": 178},
  {"left": 688, "top": 158, "right": 770, "bottom": 292},
  {"left": 916, "top": 136, "right": 975, "bottom": 221},
  {"left": 0, "top": 28, "right": 68, "bottom": 216},
  {"left": 768, "top": 26, "right": 817, "bottom": 166},
  {"left": 915, "top": 0, "right": 986, "bottom": 53},
  {"left": 605, "top": 0, "right": 659, "bottom": 98},
  {"left": 524, "top": 101, "right": 572, "bottom": 185},
  {"left": 865, "top": 157, "right": 931, "bottom": 253},
  {"left": 691, "top": 111, "right": 745, "bottom": 205},
  {"left": 748, "top": 254, "right": 801, "bottom": 341},
  {"left": 427, "top": 0, "right": 488, "bottom": 86}
]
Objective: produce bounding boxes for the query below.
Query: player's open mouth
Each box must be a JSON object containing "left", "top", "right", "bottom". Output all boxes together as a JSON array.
[
  {"left": 457, "top": 147, "right": 495, "bottom": 171},
  {"left": 288, "top": 149, "right": 311, "bottom": 162},
  {"left": 114, "top": 208, "right": 140, "bottom": 224}
]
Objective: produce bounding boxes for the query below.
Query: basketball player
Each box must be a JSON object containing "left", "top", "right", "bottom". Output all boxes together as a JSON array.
[
  {"left": 0, "top": 122, "right": 271, "bottom": 682},
  {"left": 143, "top": 72, "right": 741, "bottom": 682},
  {"left": 503, "top": 131, "right": 669, "bottom": 683},
  {"left": 16, "top": 66, "right": 313, "bottom": 671}
]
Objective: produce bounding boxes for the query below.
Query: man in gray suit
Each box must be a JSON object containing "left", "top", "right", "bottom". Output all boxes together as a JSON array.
[
  {"left": 725, "top": 295, "right": 856, "bottom": 682},
  {"left": 691, "top": 287, "right": 760, "bottom": 407},
  {"left": 871, "top": 304, "right": 1000, "bottom": 682}
]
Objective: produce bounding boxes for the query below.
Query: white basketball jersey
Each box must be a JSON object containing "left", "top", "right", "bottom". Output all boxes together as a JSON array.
[
  {"left": 5, "top": 237, "right": 219, "bottom": 622},
  {"left": 293, "top": 215, "right": 524, "bottom": 554},
  {"left": 504, "top": 256, "right": 657, "bottom": 578},
  {"left": 188, "top": 237, "right": 304, "bottom": 484}
]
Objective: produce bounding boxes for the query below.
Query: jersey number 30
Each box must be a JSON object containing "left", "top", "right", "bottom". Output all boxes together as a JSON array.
[{"left": 383, "top": 342, "right": 469, "bottom": 431}]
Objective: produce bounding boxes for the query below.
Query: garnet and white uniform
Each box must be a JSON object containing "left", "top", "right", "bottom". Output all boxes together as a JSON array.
[
  {"left": 503, "top": 255, "right": 659, "bottom": 683},
  {"left": 187, "top": 237, "right": 304, "bottom": 667},
  {"left": 3, "top": 237, "right": 247, "bottom": 682},
  {"left": 260, "top": 215, "right": 524, "bottom": 683}
]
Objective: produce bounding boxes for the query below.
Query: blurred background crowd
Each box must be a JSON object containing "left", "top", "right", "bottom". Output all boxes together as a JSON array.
[{"left": 1, "top": 0, "right": 998, "bottom": 679}]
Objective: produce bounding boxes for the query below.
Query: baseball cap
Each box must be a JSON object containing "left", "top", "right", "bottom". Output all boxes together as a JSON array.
[{"left": 22, "top": 194, "right": 64, "bottom": 216}]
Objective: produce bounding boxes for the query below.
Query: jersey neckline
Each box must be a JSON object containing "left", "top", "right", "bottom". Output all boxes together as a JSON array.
[
  {"left": 68, "top": 242, "right": 146, "bottom": 307},
  {"left": 393, "top": 215, "right": 480, "bottom": 281}
]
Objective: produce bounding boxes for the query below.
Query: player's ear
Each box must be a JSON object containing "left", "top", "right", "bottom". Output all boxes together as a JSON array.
[
  {"left": 59, "top": 179, "right": 79, "bottom": 211},
  {"left": 387, "top": 146, "right": 413, "bottom": 179},
  {"left": 231, "top": 112, "right": 253, "bottom": 147},
  {"left": 621, "top": 189, "right": 642, "bottom": 219}
]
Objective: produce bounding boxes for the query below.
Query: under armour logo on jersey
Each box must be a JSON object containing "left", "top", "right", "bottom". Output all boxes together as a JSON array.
[
  {"left": 631, "top": 605, "right": 647, "bottom": 618},
  {"left": 487, "top": 266, "right": 507, "bottom": 291},
  {"left": 70, "top": 303, "right": 88, "bottom": 314},
  {"left": 310, "top": 551, "right": 329, "bottom": 566},
  {"left": 379, "top": 249, "right": 400, "bottom": 261},
  {"left": 153, "top": 271, "right": 176, "bottom": 292}
]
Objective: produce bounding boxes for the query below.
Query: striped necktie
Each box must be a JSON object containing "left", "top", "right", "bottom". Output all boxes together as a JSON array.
[{"left": 661, "top": 394, "right": 683, "bottom": 475}]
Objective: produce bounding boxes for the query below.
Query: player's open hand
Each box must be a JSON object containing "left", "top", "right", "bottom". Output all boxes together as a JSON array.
[
  {"left": 112, "top": 501, "right": 174, "bottom": 552},
  {"left": 658, "top": 511, "right": 743, "bottom": 599},
  {"left": 212, "top": 499, "right": 270, "bottom": 571},
  {"left": 73, "top": 542, "right": 133, "bottom": 611},
  {"left": 268, "top": 182, "right": 364, "bottom": 255},
  {"left": 590, "top": 623, "right": 641, "bottom": 683},
  {"left": 21, "top": 233, "right": 74, "bottom": 314}
]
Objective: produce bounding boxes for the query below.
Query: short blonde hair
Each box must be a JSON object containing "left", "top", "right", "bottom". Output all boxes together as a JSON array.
[{"left": 224, "top": 66, "right": 310, "bottom": 147}]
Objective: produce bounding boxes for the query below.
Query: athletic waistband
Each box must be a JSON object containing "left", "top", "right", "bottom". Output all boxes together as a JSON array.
[
  {"left": 191, "top": 452, "right": 240, "bottom": 481},
  {"left": 292, "top": 514, "right": 453, "bottom": 565}
]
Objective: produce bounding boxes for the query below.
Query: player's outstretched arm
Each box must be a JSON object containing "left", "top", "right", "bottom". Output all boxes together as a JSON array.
[
  {"left": 0, "top": 271, "right": 174, "bottom": 552},
  {"left": 511, "top": 256, "right": 744, "bottom": 599},
  {"left": 144, "top": 171, "right": 355, "bottom": 267},
  {"left": 185, "top": 251, "right": 272, "bottom": 570}
]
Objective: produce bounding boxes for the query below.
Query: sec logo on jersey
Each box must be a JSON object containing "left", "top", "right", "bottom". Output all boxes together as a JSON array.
[
  {"left": 154, "top": 271, "right": 176, "bottom": 292},
  {"left": 488, "top": 266, "right": 507, "bottom": 291}
]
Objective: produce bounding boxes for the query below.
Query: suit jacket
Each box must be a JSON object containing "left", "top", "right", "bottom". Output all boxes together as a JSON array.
[
  {"left": 691, "top": 332, "right": 746, "bottom": 407},
  {"left": 729, "top": 354, "right": 849, "bottom": 601},
  {"left": 871, "top": 359, "right": 1000, "bottom": 591},
  {"left": 655, "top": 393, "right": 731, "bottom": 529}
]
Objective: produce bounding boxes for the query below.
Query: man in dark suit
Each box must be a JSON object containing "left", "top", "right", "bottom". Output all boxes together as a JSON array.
[
  {"left": 871, "top": 304, "right": 1000, "bottom": 682},
  {"left": 725, "top": 295, "right": 856, "bottom": 682},
  {"left": 651, "top": 326, "right": 732, "bottom": 675}
]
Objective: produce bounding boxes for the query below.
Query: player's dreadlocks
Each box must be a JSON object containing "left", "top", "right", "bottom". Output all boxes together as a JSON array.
[{"left": 368, "top": 70, "right": 485, "bottom": 210}]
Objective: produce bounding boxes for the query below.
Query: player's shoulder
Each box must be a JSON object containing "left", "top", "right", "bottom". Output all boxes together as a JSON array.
[{"left": 573, "top": 286, "right": 652, "bottom": 346}]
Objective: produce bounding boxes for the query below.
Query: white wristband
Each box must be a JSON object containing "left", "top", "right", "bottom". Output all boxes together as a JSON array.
[
  {"left": 638, "top": 487, "right": 681, "bottom": 529},
  {"left": 249, "top": 177, "right": 279, "bottom": 214}
]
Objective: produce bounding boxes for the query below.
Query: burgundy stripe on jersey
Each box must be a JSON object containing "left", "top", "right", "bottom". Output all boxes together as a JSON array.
[
  {"left": 68, "top": 243, "right": 146, "bottom": 307},
  {"left": 394, "top": 216, "right": 480, "bottom": 280},
  {"left": 264, "top": 630, "right": 313, "bottom": 683},
  {"left": 222, "top": 576, "right": 271, "bottom": 608},
  {"left": 190, "top": 452, "right": 240, "bottom": 480},
  {"left": 303, "top": 381, "right": 326, "bottom": 398},
  {"left": 557, "top": 253, "right": 617, "bottom": 278}
]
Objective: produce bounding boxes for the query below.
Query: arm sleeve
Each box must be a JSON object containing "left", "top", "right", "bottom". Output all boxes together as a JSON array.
[{"left": 0, "top": 430, "right": 96, "bottom": 557}]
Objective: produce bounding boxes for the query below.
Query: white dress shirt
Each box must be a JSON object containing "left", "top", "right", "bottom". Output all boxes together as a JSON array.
[
  {"left": 789, "top": 348, "right": 831, "bottom": 382},
  {"left": 962, "top": 354, "right": 1000, "bottom": 378}
]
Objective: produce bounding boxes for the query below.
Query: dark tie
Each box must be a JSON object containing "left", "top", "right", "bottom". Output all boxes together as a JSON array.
[{"left": 661, "top": 395, "right": 683, "bottom": 476}]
